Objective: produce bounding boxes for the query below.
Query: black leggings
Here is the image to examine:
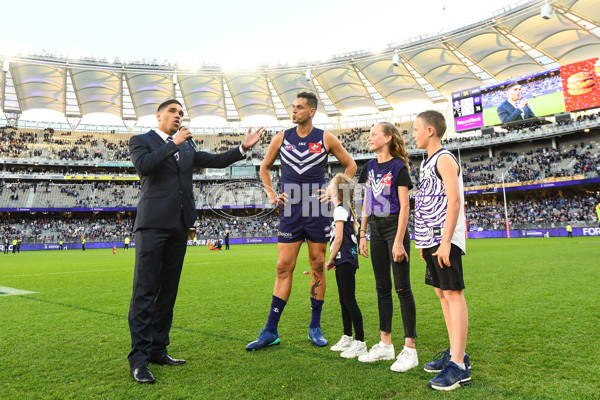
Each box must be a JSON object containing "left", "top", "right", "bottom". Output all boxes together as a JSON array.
[
  {"left": 335, "top": 263, "right": 364, "bottom": 341},
  {"left": 368, "top": 213, "right": 416, "bottom": 338}
]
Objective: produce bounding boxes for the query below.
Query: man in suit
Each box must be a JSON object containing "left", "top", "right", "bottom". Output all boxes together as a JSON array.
[
  {"left": 128, "top": 99, "right": 264, "bottom": 384},
  {"left": 497, "top": 82, "right": 536, "bottom": 123}
]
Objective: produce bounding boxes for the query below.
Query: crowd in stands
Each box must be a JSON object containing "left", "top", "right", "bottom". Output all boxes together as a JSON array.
[
  {"left": 2, "top": 137, "right": 598, "bottom": 209},
  {"left": 504, "top": 142, "right": 599, "bottom": 183},
  {"left": 3, "top": 190, "right": 598, "bottom": 245},
  {"left": 0, "top": 211, "right": 281, "bottom": 244},
  {"left": 104, "top": 139, "right": 131, "bottom": 161},
  {"left": 1, "top": 215, "right": 133, "bottom": 244},
  {"left": 199, "top": 180, "right": 270, "bottom": 208},
  {"left": 336, "top": 128, "right": 369, "bottom": 155},
  {"left": 410, "top": 141, "right": 599, "bottom": 188},
  {"left": 1, "top": 110, "right": 600, "bottom": 246},
  {"left": 437, "top": 110, "right": 600, "bottom": 149},
  {"left": 195, "top": 213, "right": 279, "bottom": 239},
  {"left": 0, "top": 181, "right": 141, "bottom": 208},
  {"left": 2, "top": 109, "right": 599, "bottom": 165},
  {"left": 458, "top": 151, "right": 513, "bottom": 186},
  {"left": 464, "top": 192, "right": 600, "bottom": 230},
  {"left": 214, "top": 137, "right": 243, "bottom": 153},
  {"left": 573, "top": 144, "right": 599, "bottom": 175},
  {"left": 4, "top": 166, "right": 68, "bottom": 175},
  {"left": 0, "top": 127, "right": 39, "bottom": 158}
]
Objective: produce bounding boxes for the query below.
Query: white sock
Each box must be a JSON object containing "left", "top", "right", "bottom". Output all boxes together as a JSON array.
[
  {"left": 403, "top": 346, "right": 417, "bottom": 354},
  {"left": 380, "top": 341, "right": 392, "bottom": 348},
  {"left": 455, "top": 362, "right": 466, "bottom": 370}
]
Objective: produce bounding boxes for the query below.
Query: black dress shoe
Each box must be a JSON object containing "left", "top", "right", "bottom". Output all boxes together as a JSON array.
[
  {"left": 149, "top": 354, "right": 186, "bottom": 366},
  {"left": 131, "top": 366, "right": 155, "bottom": 384}
]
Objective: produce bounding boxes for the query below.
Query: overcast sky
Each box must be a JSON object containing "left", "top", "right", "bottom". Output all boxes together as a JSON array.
[{"left": 1, "top": 0, "right": 525, "bottom": 69}]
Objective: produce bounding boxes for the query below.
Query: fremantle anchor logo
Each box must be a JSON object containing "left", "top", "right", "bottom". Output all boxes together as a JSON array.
[{"left": 367, "top": 170, "right": 393, "bottom": 198}]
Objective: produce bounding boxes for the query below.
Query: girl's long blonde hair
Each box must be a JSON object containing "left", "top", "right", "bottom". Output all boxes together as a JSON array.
[
  {"left": 331, "top": 173, "right": 359, "bottom": 234},
  {"left": 377, "top": 122, "right": 409, "bottom": 166}
]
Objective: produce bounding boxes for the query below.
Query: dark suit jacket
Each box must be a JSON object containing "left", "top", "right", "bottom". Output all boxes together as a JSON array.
[
  {"left": 129, "top": 130, "right": 244, "bottom": 231},
  {"left": 497, "top": 99, "right": 536, "bottom": 123}
]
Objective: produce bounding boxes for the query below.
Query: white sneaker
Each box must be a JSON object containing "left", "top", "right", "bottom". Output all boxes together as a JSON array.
[
  {"left": 330, "top": 335, "right": 353, "bottom": 352},
  {"left": 390, "top": 346, "right": 419, "bottom": 372},
  {"left": 357, "top": 342, "right": 395, "bottom": 363},
  {"left": 340, "top": 340, "right": 367, "bottom": 359}
]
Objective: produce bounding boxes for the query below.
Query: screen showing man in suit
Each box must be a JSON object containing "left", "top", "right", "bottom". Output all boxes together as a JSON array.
[
  {"left": 497, "top": 82, "right": 536, "bottom": 123},
  {"left": 479, "top": 68, "right": 565, "bottom": 128},
  {"left": 127, "top": 99, "right": 264, "bottom": 384}
]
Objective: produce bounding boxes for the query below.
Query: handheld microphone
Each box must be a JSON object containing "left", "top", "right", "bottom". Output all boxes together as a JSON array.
[
  {"left": 187, "top": 137, "right": 200, "bottom": 152},
  {"left": 179, "top": 127, "right": 200, "bottom": 152}
]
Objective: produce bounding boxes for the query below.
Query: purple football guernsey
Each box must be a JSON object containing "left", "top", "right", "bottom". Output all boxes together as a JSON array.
[
  {"left": 277, "top": 126, "right": 330, "bottom": 243},
  {"left": 280, "top": 127, "right": 328, "bottom": 186},
  {"left": 364, "top": 158, "right": 406, "bottom": 216},
  {"left": 329, "top": 205, "right": 359, "bottom": 268}
]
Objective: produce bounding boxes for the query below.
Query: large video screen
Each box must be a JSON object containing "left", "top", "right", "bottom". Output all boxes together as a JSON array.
[
  {"left": 560, "top": 57, "right": 600, "bottom": 112},
  {"left": 481, "top": 69, "right": 565, "bottom": 127},
  {"left": 452, "top": 87, "right": 483, "bottom": 132}
]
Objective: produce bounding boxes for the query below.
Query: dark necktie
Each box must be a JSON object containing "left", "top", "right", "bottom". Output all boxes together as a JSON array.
[{"left": 166, "top": 136, "right": 179, "bottom": 162}]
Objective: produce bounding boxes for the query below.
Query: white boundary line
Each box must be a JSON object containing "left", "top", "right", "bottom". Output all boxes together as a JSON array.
[{"left": 0, "top": 286, "right": 36, "bottom": 296}]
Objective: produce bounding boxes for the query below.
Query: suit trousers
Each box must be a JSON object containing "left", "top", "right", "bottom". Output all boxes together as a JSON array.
[{"left": 128, "top": 213, "right": 189, "bottom": 370}]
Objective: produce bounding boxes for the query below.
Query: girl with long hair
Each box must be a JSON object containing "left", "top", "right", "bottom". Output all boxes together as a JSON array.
[
  {"left": 325, "top": 174, "right": 366, "bottom": 359},
  {"left": 357, "top": 122, "right": 418, "bottom": 372}
]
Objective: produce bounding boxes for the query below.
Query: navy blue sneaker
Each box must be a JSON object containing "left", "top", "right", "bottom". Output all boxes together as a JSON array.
[
  {"left": 246, "top": 329, "right": 280, "bottom": 351},
  {"left": 428, "top": 361, "right": 471, "bottom": 391},
  {"left": 424, "top": 349, "right": 471, "bottom": 373},
  {"left": 307, "top": 327, "right": 328, "bottom": 347},
  {"left": 424, "top": 349, "right": 450, "bottom": 373}
]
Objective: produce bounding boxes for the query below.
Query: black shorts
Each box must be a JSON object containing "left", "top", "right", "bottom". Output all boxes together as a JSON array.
[{"left": 422, "top": 244, "right": 465, "bottom": 291}]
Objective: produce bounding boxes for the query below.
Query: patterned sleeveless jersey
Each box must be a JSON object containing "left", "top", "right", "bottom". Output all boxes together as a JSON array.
[{"left": 414, "top": 149, "right": 466, "bottom": 253}]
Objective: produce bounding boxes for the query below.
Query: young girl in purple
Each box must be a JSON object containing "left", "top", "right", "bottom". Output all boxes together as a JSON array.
[
  {"left": 358, "top": 122, "right": 418, "bottom": 372},
  {"left": 325, "top": 174, "right": 366, "bottom": 359}
]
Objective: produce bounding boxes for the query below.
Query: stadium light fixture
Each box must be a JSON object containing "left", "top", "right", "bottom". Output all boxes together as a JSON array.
[
  {"left": 2, "top": 60, "right": 9, "bottom": 72},
  {"left": 305, "top": 67, "right": 312, "bottom": 81},
  {"left": 540, "top": 1, "right": 555, "bottom": 19},
  {"left": 392, "top": 52, "right": 401, "bottom": 67}
]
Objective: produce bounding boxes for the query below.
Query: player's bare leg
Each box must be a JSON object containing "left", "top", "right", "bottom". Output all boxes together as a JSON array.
[
  {"left": 306, "top": 240, "right": 328, "bottom": 346},
  {"left": 246, "top": 241, "right": 303, "bottom": 350},
  {"left": 273, "top": 241, "right": 303, "bottom": 301}
]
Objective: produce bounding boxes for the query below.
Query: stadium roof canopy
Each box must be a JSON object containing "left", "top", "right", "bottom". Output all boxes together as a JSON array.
[{"left": 0, "top": 0, "right": 599, "bottom": 126}]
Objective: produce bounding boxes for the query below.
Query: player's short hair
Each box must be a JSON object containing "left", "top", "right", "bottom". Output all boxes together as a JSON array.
[
  {"left": 157, "top": 99, "right": 182, "bottom": 113},
  {"left": 417, "top": 110, "right": 446, "bottom": 138},
  {"left": 297, "top": 92, "right": 318, "bottom": 110},
  {"left": 506, "top": 81, "right": 520, "bottom": 91}
]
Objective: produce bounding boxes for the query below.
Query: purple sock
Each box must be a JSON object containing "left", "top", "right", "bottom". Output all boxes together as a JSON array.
[
  {"left": 309, "top": 298, "right": 324, "bottom": 329},
  {"left": 265, "top": 295, "right": 286, "bottom": 332}
]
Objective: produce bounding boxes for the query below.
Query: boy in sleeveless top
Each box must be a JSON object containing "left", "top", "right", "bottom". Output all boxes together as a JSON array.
[{"left": 413, "top": 110, "right": 471, "bottom": 391}]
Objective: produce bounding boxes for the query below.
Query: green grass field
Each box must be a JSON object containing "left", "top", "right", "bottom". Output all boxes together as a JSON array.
[
  {"left": 1, "top": 238, "right": 599, "bottom": 399},
  {"left": 483, "top": 91, "right": 566, "bottom": 126}
]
